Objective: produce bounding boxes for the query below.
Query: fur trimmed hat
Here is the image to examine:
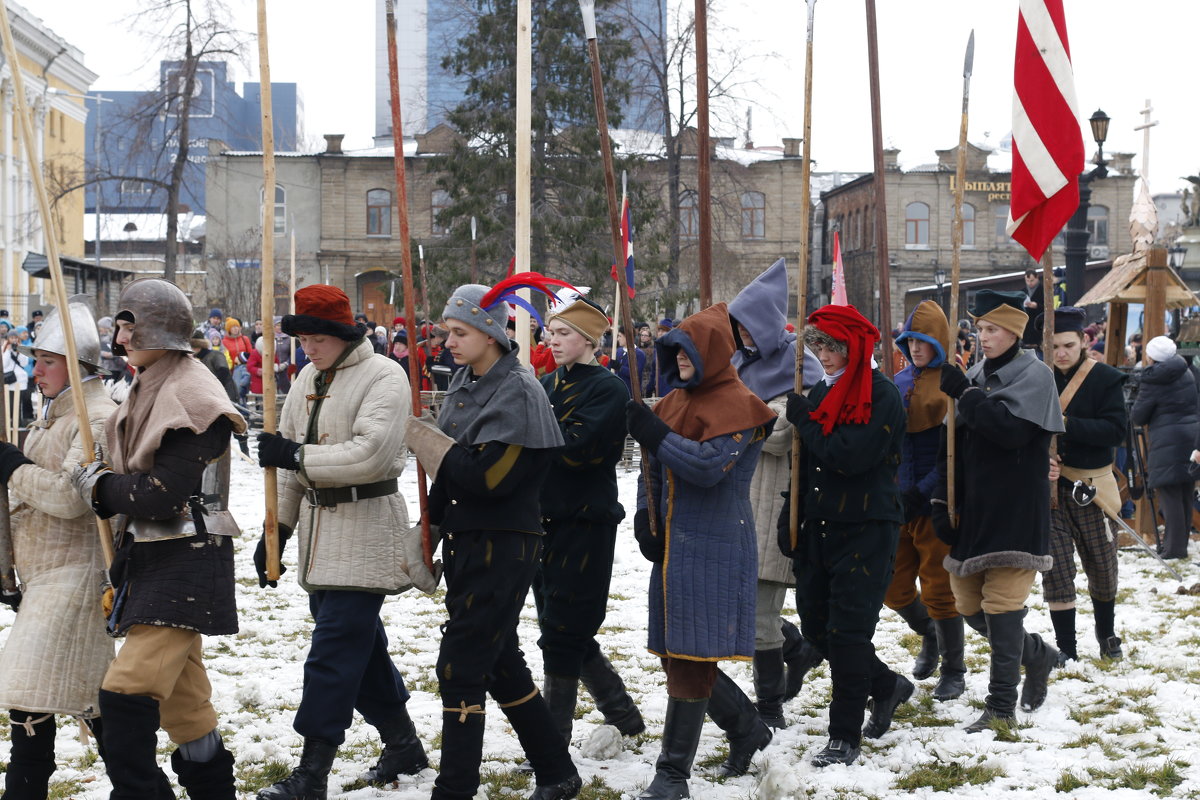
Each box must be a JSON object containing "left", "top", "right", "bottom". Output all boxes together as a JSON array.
[
  {"left": 281, "top": 285, "right": 368, "bottom": 341},
  {"left": 803, "top": 324, "right": 848, "bottom": 356}
]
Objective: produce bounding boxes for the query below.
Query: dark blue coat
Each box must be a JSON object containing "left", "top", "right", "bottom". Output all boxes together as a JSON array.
[
  {"left": 1131, "top": 355, "right": 1199, "bottom": 487},
  {"left": 641, "top": 428, "right": 766, "bottom": 661}
]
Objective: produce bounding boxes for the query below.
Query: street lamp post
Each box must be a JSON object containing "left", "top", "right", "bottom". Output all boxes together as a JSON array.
[
  {"left": 934, "top": 266, "right": 947, "bottom": 314},
  {"left": 1168, "top": 244, "right": 1187, "bottom": 270},
  {"left": 1063, "top": 109, "right": 1110, "bottom": 305},
  {"left": 48, "top": 89, "right": 112, "bottom": 269}
]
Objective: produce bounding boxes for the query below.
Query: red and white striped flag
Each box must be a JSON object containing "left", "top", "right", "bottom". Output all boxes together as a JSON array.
[{"left": 1005, "top": 0, "right": 1084, "bottom": 260}]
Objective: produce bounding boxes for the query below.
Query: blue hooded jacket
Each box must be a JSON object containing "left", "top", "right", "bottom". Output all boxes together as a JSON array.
[{"left": 893, "top": 301, "right": 951, "bottom": 506}]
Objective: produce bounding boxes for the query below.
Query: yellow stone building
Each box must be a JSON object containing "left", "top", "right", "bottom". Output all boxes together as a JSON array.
[{"left": 0, "top": 2, "right": 96, "bottom": 320}]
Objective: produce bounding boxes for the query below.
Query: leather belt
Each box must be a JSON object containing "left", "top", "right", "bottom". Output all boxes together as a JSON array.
[{"left": 305, "top": 478, "right": 398, "bottom": 508}]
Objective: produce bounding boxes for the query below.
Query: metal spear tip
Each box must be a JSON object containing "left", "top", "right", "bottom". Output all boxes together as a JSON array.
[{"left": 964, "top": 30, "right": 975, "bottom": 78}]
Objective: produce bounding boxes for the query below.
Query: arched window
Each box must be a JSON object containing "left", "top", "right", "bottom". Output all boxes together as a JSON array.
[
  {"left": 994, "top": 204, "right": 1012, "bottom": 244},
  {"left": 961, "top": 203, "right": 975, "bottom": 247},
  {"left": 1087, "top": 205, "right": 1109, "bottom": 246},
  {"left": 367, "top": 189, "right": 392, "bottom": 237},
  {"left": 905, "top": 202, "right": 929, "bottom": 246},
  {"left": 680, "top": 192, "right": 699, "bottom": 239},
  {"left": 259, "top": 184, "right": 286, "bottom": 235},
  {"left": 741, "top": 191, "right": 765, "bottom": 239},
  {"left": 431, "top": 189, "right": 451, "bottom": 236}
]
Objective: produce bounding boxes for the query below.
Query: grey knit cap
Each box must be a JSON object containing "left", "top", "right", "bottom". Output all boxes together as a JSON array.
[{"left": 441, "top": 284, "right": 516, "bottom": 352}]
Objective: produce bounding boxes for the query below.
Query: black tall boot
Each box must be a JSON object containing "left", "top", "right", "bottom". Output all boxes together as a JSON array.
[
  {"left": 361, "top": 705, "right": 429, "bottom": 786},
  {"left": 256, "top": 738, "right": 337, "bottom": 800},
  {"left": 965, "top": 612, "right": 1023, "bottom": 733},
  {"left": 1092, "top": 597, "right": 1122, "bottom": 660},
  {"left": 499, "top": 694, "right": 580, "bottom": 800},
  {"left": 752, "top": 649, "right": 787, "bottom": 729},
  {"left": 1020, "top": 627, "right": 1058, "bottom": 713},
  {"left": 4, "top": 710, "right": 56, "bottom": 800},
  {"left": 931, "top": 617, "right": 967, "bottom": 701},
  {"left": 636, "top": 698, "right": 707, "bottom": 800},
  {"left": 705, "top": 671, "right": 772, "bottom": 777},
  {"left": 170, "top": 736, "right": 236, "bottom": 800},
  {"left": 894, "top": 599, "right": 938, "bottom": 680},
  {"left": 432, "top": 703, "right": 486, "bottom": 800},
  {"left": 780, "top": 619, "right": 823, "bottom": 700},
  {"left": 542, "top": 674, "right": 580, "bottom": 743},
  {"left": 578, "top": 651, "right": 645, "bottom": 736},
  {"left": 98, "top": 690, "right": 175, "bottom": 800},
  {"left": 1049, "top": 607, "right": 1077, "bottom": 666}
]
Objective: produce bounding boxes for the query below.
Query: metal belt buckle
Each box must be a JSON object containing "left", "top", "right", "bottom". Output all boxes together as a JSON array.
[{"left": 305, "top": 487, "right": 333, "bottom": 508}]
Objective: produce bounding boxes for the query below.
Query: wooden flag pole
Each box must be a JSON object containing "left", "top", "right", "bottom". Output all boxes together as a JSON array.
[
  {"left": 385, "top": 0, "right": 433, "bottom": 569},
  {"left": 947, "top": 30, "right": 974, "bottom": 522},
  {"left": 865, "top": 0, "right": 893, "bottom": 374},
  {"left": 694, "top": 0, "right": 712, "bottom": 307},
  {"left": 579, "top": 0, "right": 657, "bottom": 534},
  {"left": 256, "top": 0, "right": 281, "bottom": 581},
  {"left": 289, "top": 227, "right": 297, "bottom": 367},
  {"left": 515, "top": 0, "right": 533, "bottom": 365},
  {"left": 0, "top": 3, "right": 115, "bottom": 571},
  {"left": 788, "top": 0, "right": 817, "bottom": 550}
]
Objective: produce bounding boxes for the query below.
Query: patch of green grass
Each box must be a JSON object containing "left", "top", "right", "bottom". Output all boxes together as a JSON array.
[
  {"left": 1086, "top": 760, "right": 1189, "bottom": 797},
  {"left": 893, "top": 759, "right": 1006, "bottom": 791},
  {"left": 696, "top": 745, "right": 728, "bottom": 770},
  {"left": 479, "top": 765, "right": 531, "bottom": 793},
  {"left": 1055, "top": 770, "right": 1087, "bottom": 793},
  {"left": 47, "top": 779, "right": 87, "bottom": 799},
  {"left": 578, "top": 774, "right": 623, "bottom": 800},
  {"left": 237, "top": 760, "right": 293, "bottom": 795},
  {"left": 991, "top": 718, "right": 1030, "bottom": 743},
  {"left": 1063, "top": 732, "right": 1104, "bottom": 749}
]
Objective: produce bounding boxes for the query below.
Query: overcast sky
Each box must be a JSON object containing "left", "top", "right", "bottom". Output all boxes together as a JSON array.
[{"left": 32, "top": 0, "right": 1197, "bottom": 201}]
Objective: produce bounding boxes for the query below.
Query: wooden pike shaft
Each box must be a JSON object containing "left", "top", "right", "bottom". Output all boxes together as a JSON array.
[
  {"left": 788, "top": 0, "right": 817, "bottom": 550},
  {"left": 0, "top": 2, "right": 115, "bottom": 570},
  {"left": 385, "top": 0, "right": 433, "bottom": 570},
  {"left": 865, "top": 0, "right": 892, "bottom": 374},
  {"left": 581, "top": 12, "right": 657, "bottom": 534},
  {"left": 514, "top": 0, "right": 533, "bottom": 365},
  {"left": 1041, "top": 249, "right": 1057, "bottom": 509},
  {"left": 256, "top": 0, "right": 281, "bottom": 581},
  {"left": 947, "top": 30, "right": 972, "bottom": 521},
  {"left": 694, "top": 0, "right": 712, "bottom": 307},
  {"left": 0, "top": 376, "right": 14, "bottom": 596}
]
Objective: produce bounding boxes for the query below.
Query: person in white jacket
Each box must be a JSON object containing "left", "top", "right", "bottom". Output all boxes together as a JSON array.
[
  {"left": 0, "top": 298, "right": 116, "bottom": 797},
  {"left": 254, "top": 284, "right": 428, "bottom": 800}
]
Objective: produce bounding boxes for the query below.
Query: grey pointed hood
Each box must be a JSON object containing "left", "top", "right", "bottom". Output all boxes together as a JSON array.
[{"left": 728, "top": 258, "right": 822, "bottom": 399}]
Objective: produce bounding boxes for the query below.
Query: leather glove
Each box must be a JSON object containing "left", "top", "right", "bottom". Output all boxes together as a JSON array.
[
  {"left": 626, "top": 401, "right": 671, "bottom": 454},
  {"left": 0, "top": 589, "right": 20, "bottom": 612},
  {"left": 776, "top": 490, "right": 800, "bottom": 558},
  {"left": 785, "top": 392, "right": 812, "bottom": 427},
  {"left": 405, "top": 413, "right": 455, "bottom": 480},
  {"left": 902, "top": 487, "right": 925, "bottom": 523},
  {"left": 930, "top": 500, "right": 958, "bottom": 545},
  {"left": 939, "top": 363, "right": 971, "bottom": 400},
  {"left": 0, "top": 441, "right": 31, "bottom": 484},
  {"left": 71, "top": 460, "right": 114, "bottom": 507},
  {"left": 257, "top": 432, "right": 301, "bottom": 470},
  {"left": 253, "top": 524, "right": 293, "bottom": 588},
  {"left": 633, "top": 507, "right": 665, "bottom": 563}
]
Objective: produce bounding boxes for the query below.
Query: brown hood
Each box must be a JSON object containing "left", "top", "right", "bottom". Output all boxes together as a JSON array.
[
  {"left": 653, "top": 303, "right": 776, "bottom": 442},
  {"left": 895, "top": 300, "right": 951, "bottom": 433}
]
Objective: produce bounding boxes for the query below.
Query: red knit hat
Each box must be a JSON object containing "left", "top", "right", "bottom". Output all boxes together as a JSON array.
[{"left": 280, "top": 285, "right": 365, "bottom": 341}]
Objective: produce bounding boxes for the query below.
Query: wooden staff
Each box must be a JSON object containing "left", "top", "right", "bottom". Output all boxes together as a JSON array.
[
  {"left": 418, "top": 245, "right": 432, "bottom": 360},
  {"left": 694, "top": 0, "right": 712, "bottom": 307},
  {"left": 289, "top": 227, "right": 297, "bottom": 368},
  {"left": 1041, "top": 249, "right": 1057, "bottom": 509},
  {"left": 0, "top": 3, "right": 115, "bottom": 570},
  {"left": 865, "top": 0, "right": 893, "bottom": 375},
  {"left": 947, "top": 30, "right": 973, "bottom": 521},
  {"left": 0, "top": 375, "right": 15, "bottom": 601},
  {"left": 385, "top": 0, "right": 433, "bottom": 570},
  {"left": 256, "top": 0, "right": 281, "bottom": 580},
  {"left": 579, "top": 0, "right": 657, "bottom": 534},
  {"left": 514, "top": 0, "right": 533, "bottom": 365},
  {"left": 788, "top": 0, "right": 817, "bottom": 549}
]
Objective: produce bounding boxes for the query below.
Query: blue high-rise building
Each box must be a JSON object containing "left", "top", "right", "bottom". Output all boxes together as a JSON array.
[
  {"left": 376, "top": 0, "right": 667, "bottom": 141},
  {"left": 86, "top": 60, "right": 302, "bottom": 215}
]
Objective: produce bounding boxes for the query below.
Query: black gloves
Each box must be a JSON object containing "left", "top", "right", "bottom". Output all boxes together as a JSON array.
[
  {"left": 0, "top": 442, "right": 31, "bottom": 484},
  {"left": 902, "top": 487, "right": 926, "bottom": 523},
  {"left": 930, "top": 500, "right": 957, "bottom": 545},
  {"left": 254, "top": 524, "right": 293, "bottom": 588},
  {"left": 785, "top": 392, "right": 812, "bottom": 427},
  {"left": 633, "top": 507, "right": 665, "bottom": 563},
  {"left": 0, "top": 589, "right": 20, "bottom": 612},
  {"left": 626, "top": 401, "right": 671, "bottom": 454},
  {"left": 776, "top": 491, "right": 802, "bottom": 558},
  {"left": 257, "top": 432, "right": 301, "bottom": 470},
  {"left": 939, "top": 363, "right": 972, "bottom": 400}
]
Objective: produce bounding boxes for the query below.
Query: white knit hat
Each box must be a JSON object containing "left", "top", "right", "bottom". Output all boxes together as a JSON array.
[{"left": 1145, "top": 335, "right": 1176, "bottom": 363}]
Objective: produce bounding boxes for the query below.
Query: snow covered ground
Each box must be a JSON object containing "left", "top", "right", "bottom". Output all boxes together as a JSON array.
[{"left": 3, "top": 453, "right": 1200, "bottom": 799}]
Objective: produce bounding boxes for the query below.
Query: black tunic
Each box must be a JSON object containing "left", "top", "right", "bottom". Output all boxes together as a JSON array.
[{"left": 1054, "top": 358, "right": 1126, "bottom": 470}]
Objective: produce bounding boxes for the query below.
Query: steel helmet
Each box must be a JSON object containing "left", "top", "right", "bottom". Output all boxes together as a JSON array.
[
  {"left": 18, "top": 294, "right": 103, "bottom": 369},
  {"left": 112, "top": 278, "right": 193, "bottom": 355}
]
